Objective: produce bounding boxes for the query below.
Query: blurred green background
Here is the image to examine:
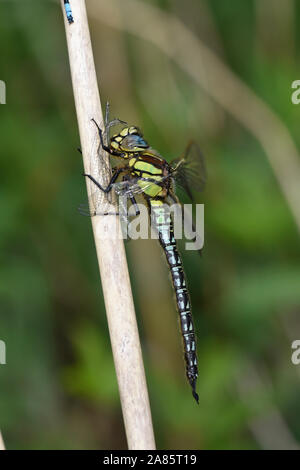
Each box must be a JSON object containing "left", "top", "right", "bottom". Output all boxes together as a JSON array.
[{"left": 0, "top": 0, "right": 300, "bottom": 450}]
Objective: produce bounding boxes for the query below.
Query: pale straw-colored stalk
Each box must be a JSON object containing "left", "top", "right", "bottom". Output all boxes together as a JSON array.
[
  {"left": 0, "top": 432, "right": 5, "bottom": 450},
  {"left": 61, "top": 0, "right": 155, "bottom": 450}
]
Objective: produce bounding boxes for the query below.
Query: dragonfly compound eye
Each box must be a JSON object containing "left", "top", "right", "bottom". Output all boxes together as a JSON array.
[{"left": 120, "top": 134, "right": 149, "bottom": 152}]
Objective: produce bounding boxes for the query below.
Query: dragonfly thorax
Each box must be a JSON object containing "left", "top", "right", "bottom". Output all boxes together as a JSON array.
[
  {"left": 110, "top": 126, "right": 149, "bottom": 157},
  {"left": 129, "top": 152, "right": 171, "bottom": 199}
]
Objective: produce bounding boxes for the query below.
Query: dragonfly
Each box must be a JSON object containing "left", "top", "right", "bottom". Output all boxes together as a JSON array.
[
  {"left": 81, "top": 104, "right": 206, "bottom": 403},
  {"left": 64, "top": 0, "right": 74, "bottom": 24}
]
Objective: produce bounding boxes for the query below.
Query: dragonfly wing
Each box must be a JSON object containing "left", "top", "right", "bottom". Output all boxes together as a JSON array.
[
  {"left": 78, "top": 202, "right": 93, "bottom": 217},
  {"left": 170, "top": 142, "right": 206, "bottom": 199},
  {"left": 114, "top": 176, "right": 171, "bottom": 198},
  {"left": 78, "top": 179, "right": 143, "bottom": 217},
  {"left": 78, "top": 188, "right": 116, "bottom": 217},
  {"left": 113, "top": 180, "right": 144, "bottom": 196}
]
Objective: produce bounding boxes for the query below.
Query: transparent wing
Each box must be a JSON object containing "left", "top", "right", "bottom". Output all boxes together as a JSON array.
[
  {"left": 78, "top": 188, "right": 131, "bottom": 242},
  {"left": 113, "top": 179, "right": 144, "bottom": 196},
  {"left": 78, "top": 179, "right": 143, "bottom": 217},
  {"left": 113, "top": 176, "right": 171, "bottom": 198},
  {"left": 78, "top": 172, "right": 171, "bottom": 217},
  {"left": 78, "top": 189, "right": 115, "bottom": 217},
  {"left": 170, "top": 142, "right": 206, "bottom": 199},
  {"left": 78, "top": 187, "right": 132, "bottom": 226}
]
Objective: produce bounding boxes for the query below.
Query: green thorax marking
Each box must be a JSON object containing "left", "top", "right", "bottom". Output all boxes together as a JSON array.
[{"left": 129, "top": 152, "right": 170, "bottom": 198}]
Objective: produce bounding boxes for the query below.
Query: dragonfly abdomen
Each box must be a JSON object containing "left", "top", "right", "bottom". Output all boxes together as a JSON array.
[
  {"left": 150, "top": 199, "right": 199, "bottom": 403},
  {"left": 64, "top": 0, "right": 74, "bottom": 24}
]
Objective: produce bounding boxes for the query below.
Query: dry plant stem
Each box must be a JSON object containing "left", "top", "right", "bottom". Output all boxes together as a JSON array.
[
  {"left": 0, "top": 432, "right": 5, "bottom": 450},
  {"left": 92, "top": 0, "right": 300, "bottom": 234},
  {"left": 61, "top": 0, "right": 155, "bottom": 450}
]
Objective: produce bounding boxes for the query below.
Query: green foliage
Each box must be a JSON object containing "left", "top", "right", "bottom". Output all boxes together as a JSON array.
[{"left": 63, "top": 322, "right": 118, "bottom": 405}]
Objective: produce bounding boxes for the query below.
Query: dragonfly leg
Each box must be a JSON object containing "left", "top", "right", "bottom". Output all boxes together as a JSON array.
[
  {"left": 91, "top": 118, "right": 123, "bottom": 157},
  {"left": 104, "top": 102, "right": 110, "bottom": 128},
  {"left": 83, "top": 166, "right": 126, "bottom": 193},
  {"left": 120, "top": 175, "right": 140, "bottom": 217},
  {"left": 104, "top": 102, "right": 127, "bottom": 131},
  {"left": 128, "top": 194, "right": 140, "bottom": 216},
  {"left": 91, "top": 118, "right": 112, "bottom": 153}
]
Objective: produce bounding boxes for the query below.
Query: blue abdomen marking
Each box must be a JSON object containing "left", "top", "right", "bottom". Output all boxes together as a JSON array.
[{"left": 64, "top": 0, "right": 74, "bottom": 24}]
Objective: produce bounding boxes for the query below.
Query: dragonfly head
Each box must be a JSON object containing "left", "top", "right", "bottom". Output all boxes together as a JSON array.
[{"left": 110, "top": 126, "right": 149, "bottom": 156}]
